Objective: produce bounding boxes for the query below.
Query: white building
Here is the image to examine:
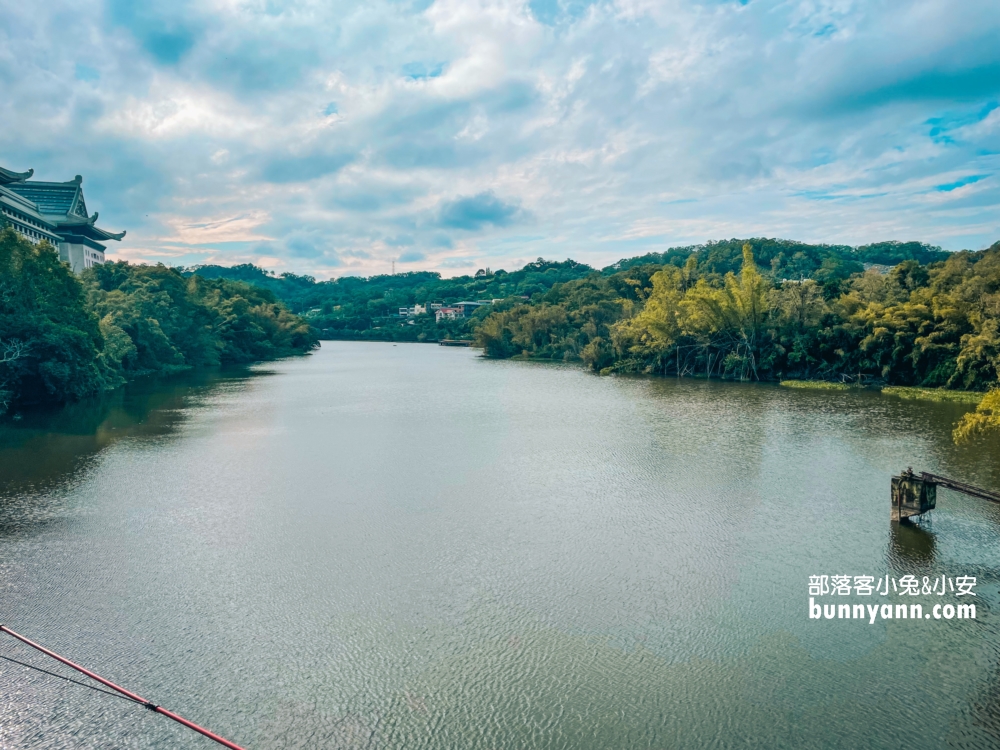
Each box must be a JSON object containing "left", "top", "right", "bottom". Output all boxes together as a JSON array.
[
  {"left": 398, "top": 303, "right": 427, "bottom": 317},
  {"left": 0, "top": 165, "right": 125, "bottom": 273}
]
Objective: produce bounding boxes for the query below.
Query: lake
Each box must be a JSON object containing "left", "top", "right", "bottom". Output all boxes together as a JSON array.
[{"left": 3, "top": 341, "right": 1000, "bottom": 749}]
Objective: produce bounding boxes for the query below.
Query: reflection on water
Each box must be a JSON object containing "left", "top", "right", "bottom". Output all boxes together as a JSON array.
[
  {"left": 0, "top": 367, "right": 270, "bottom": 539},
  {"left": 2, "top": 343, "right": 1000, "bottom": 750},
  {"left": 0, "top": 367, "right": 268, "bottom": 496},
  {"left": 889, "top": 520, "right": 937, "bottom": 566}
]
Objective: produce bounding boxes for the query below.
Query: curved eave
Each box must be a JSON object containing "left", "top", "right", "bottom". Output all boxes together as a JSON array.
[
  {"left": 0, "top": 166, "right": 33, "bottom": 185},
  {"left": 45, "top": 210, "right": 94, "bottom": 226},
  {"left": 44, "top": 212, "right": 125, "bottom": 241},
  {"left": 56, "top": 224, "right": 125, "bottom": 242},
  {"left": 90, "top": 226, "right": 126, "bottom": 242}
]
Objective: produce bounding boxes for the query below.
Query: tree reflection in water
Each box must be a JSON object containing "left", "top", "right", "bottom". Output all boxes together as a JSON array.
[{"left": 0, "top": 366, "right": 268, "bottom": 516}]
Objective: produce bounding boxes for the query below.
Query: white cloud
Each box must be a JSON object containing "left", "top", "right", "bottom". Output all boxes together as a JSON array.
[
  {"left": 163, "top": 211, "right": 274, "bottom": 244},
  {"left": 0, "top": 0, "right": 997, "bottom": 279}
]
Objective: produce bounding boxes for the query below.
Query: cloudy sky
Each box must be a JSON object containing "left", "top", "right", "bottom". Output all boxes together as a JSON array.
[{"left": 1, "top": 0, "right": 998, "bottom": 277}]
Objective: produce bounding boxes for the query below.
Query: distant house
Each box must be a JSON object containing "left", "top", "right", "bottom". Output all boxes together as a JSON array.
[
  {"left": 435, "top": 307, "right": 461, "bottom": 322},
  {"left": 453, "top": 301, "right": 489, "bottom": 317},
  {"left": 398, "top": 303, "right": 427, "bottom": 317},
  {"left": 0, "top": 164, "right": 125, "bottom": 273}
]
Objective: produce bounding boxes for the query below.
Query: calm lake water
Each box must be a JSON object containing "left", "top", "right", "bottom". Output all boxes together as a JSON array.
[{"left": 3, "top": 341, "right": 1000, "bottom": 749}]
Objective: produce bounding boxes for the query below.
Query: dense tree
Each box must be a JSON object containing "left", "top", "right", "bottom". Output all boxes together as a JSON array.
[
  {"left": 681, "top": 245, "right": 772, "bottom": 380},
  {"left": 189, "top": 239, "right": 953, "bottom": 346},
  {"left": 954, "top": 389, "right": 1000, "bottom": 442},
  {"left": 184, "top": 238, "right": 999, "bottom": 393},
  {"left": 86, "top": 263, "right": 316, "bottom": 372},
  {"left": 0, "top": 230, "right": 316, "bottom": 415},
  {"left": 0, "top": 229, "right": 108, "bottom": 412},
  {"left": 11, "top": 222, "right": 991, "bottom": 419},
  {"left": 474, "top": 238, "right": 1000, "bottom": 394}
]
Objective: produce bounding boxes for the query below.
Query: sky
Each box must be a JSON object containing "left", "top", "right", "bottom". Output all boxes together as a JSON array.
[{"left": 1, "top": 0, "right": 998, "bottom": 278}]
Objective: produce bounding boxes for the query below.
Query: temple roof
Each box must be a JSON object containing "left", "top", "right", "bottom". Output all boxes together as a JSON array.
[
  {"left": 6, "top": 175, "right": 124, "bottom": 241},
  {"left": 55, "top": 211, "right": 126, "bottom": 241},
  {"left": 7, "top": 176, "right": 87, "bottom": 216},
  {"left": 0, "top": 165, "right": 33, "bottom": 185}
]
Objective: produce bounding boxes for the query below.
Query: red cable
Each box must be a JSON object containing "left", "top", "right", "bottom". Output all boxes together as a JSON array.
[{"left": 0, "top": 624, "right": 247, "bottom": 750}]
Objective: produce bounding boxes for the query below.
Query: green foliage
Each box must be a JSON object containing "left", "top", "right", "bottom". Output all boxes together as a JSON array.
[
  {"left": 475, "top": 270, "right": 644, "bottom": 362},
  {"left": 195, "top": 238, "right": 949, "bottom": 348},
  {"left": 681, "top": 245, "right": 772, "bottom": 380},
  {"left": 474, "top": 237, "right": 1000, "bottom": 398},
  {"left": 186, "top": 258, "right": 597, "bottom": 342},
  {"left": 954, "top": 388, "right": 1000, "bottom": 442},
  {"left": 0, "top": 230, "right": 316, "bottom": 415},
  {"left": 603, "top": 238, "right": 947, "bottom": 279},
  {"left": 86, "top": 263, "right": 317, "bottom": 373},
  {"left": 0, "top": 229, "right": 107, "bottom": 413},
  {"left": 179, "top": 235, "right": 999, "bottom": 402},
  {"left": 780, "top": 380, "right": 852, "bottom": 390},
  {"left": 882, "top": 386, "right": 983, "bottom": 404}
]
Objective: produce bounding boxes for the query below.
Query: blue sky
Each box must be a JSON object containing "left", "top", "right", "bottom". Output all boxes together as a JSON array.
[{"left": 1, "top": 0, "right": 998, "bottom": 277}]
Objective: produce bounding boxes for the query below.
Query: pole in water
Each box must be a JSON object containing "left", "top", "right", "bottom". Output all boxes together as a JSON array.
[{"left": 0, "top": 624, "right": 246, "bottom": 750}]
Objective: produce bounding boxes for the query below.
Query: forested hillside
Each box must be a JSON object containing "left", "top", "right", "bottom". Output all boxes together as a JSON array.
[
  {"left": 0, "top": 228, "right": 316, "bottom": 415},
  {"left": 189, "top": 258, "right": 594, "bottom": 342},
  {"left": 477, "top": 241, "right": 1000, "bottom": 392},
  {"left": 189, "top": 238, "right": 948, "bottom": 343},
  {"left": 3, "top": 225, "right": 996, "bottom": 416}
]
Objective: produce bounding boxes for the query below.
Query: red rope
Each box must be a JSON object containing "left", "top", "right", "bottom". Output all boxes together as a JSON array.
[{"left": 0, "top": 624, "right": 247, "bottom": 750}]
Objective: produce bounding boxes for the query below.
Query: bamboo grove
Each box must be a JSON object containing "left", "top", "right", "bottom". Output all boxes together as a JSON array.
[{"left": 475, "top": 241, "right": 1000, "bottom": 396}]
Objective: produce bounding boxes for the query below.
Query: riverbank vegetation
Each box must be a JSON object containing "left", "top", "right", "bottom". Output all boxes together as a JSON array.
[
  {"left": 881, "top": 387, "right": 984, "bottom": 404},
  {"left": 475, "top": 241, "right": 1000, "bottom": 399},
  {"left": 780, "top": 380, "right": 853, "bottom": 390},
  {"left": 186, "top": 236, "right": 1000, "bottom": 425},
  {"left": 954, "top": 389, "right": 1000, "bottom": 442},
  {"left": 0, "top": 229, "right": 316, "bottom": 415},
  {"left": 780, "top": 382, "right": 985, "bottom": 402},
  {"left": 189, "top": 239, "right": 948, "bottom": 344},
  {"left": 188, "top": 258, "right": 594, "bottom": 343}
]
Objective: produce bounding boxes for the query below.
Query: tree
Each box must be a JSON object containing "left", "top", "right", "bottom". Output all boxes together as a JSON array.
[
  {"left": 954, "top": 389, "right": 1000, "bottom": 442},
  {"left": 0, "top": 234, "right": 317, "bottom": 417},
  {"left": 611, "top": 266, "right": 684, "bottom": 372},
  {"left": 0, "top": 228, "right": 107, "bottom": 411},
  {"left": 682, "top": 244, "right": 772, "bottom": 380}
]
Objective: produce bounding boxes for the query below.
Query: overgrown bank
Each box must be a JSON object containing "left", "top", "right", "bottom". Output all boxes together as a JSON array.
[
  {"left": 0, "top": 229, "right": 317, "bottom": 415},
  {"left": 475, "top": 241, "right": 1000, "bottom": 395},
  {"left": 184, "top": 236, "right": 1000, "bottom": 393},
  {"left": 188, "top": 238, "right": 953, "bottom": 344}
]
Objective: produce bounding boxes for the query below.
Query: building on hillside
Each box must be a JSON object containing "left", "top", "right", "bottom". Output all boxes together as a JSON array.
[
  {"left": 432, "top": 300, "right": 496, "bottom": 322},
  {"left": 0, "top": 164, "right": 125, "bottom": 273},
  {"left": 453, "top": 301, "right": 490, "bottom": 317},
  {"left": 398, "top": 303, "right": 427, "bottom": 317},
  {"left": 435, "top": 307, "right": 461, "bottom": 322}
]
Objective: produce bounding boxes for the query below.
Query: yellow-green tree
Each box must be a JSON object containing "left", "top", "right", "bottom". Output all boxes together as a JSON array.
[
  {"left": 611, "top": 266, "right": 685, "bottom": 370},
  {"left": 682, "top": 243, "right": 772, "bottom": 380},
  {"left": 771, "top": 279, "right": 827, "bottom": 331},
  {"left": 954, "top": 389, "right": 1000, "bottom": 442}
]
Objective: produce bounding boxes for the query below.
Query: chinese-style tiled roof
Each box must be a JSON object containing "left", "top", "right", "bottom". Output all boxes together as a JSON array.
[
  {"left": 7, "top": 175, "right": 85, "bottom": 216},
  {"left": 55, "top": 212, "right": 126, "bottom": 241},
  {"left": 7, "top": 174, "right": 123, "bottom": 241},
  {"left": 0, "top": 165, "right": 33, "bottom": 185}
]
